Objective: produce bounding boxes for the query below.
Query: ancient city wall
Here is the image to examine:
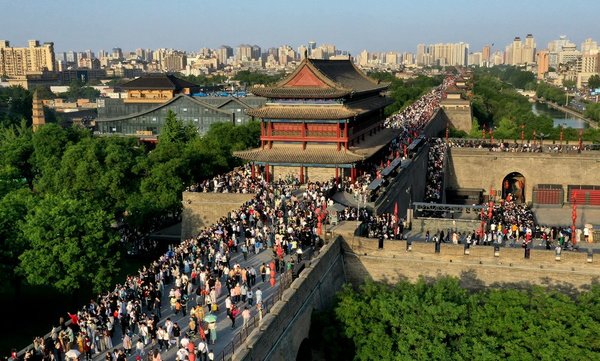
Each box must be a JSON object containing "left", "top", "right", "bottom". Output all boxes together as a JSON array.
[
  {"left": 181, "top": 192, "right": 255, "bottom": 240},
  {"left": 233, "top": 236, "right": 346, "bottom": 361},
  {"left": 372, "top": 108, "right": 448, "bottom": 216},
  {"left": 442, "top": 107, "right": 472, "bottom": 133},
  {"left": 334, "top": 224, "right": 599, "bottom": 289},
  {"left": 412, "top": 217, "right": 481, "bottom": 235},
  {"left": 446, "top": 148, "right": 600, "bottom": 205}
]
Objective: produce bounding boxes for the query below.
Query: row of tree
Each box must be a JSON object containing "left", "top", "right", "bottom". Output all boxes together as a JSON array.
[
  {"left": 471, "top": 68, "right": 600, "bottom": 141},
  {"left": 178, "top": 70, "right": 284, "bottom": 89},
  {"left": 585, "top": 102, "right": 600, "bottom": 122},
  {"left": 326, "top": 277, "right": 600, "bottom": 360},
  {"left": 0, "top": 110, "right": 259, "bottom": 294}
]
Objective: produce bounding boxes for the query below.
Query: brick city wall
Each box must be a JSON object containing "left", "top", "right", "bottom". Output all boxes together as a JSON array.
[
  {"left": 335, "top": 225, "right": 599, "bottom": 289},
  {"left": 412, "top": 217, "right": 481, "bottom": 235},
  {"left": 446, "top": 148, "right": 600, "bottom": 205},
  {"left": 442, "top": 107, "right": 472, "bottom": 133},
  {"left": 373, "top": 108, "right": 447, "bottom": 216},
  {"left": 181, "top": 192, "right": 255, "bottom": 240},
  {"left": 233, "top": 236, "right": 346, "bottom": 361}
]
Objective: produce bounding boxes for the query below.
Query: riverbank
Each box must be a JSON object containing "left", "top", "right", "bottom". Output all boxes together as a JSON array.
[{"left": 542, "top": 100, "right": 599, "bottom": 129}]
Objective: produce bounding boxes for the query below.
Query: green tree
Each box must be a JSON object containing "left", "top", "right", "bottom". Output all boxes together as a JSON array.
[
  {"left": 332, "top": 277, "right": 600, "bottom": 361},
  {"left": 31, "top": 85, "right": 56, "bottom": 100},
  {"left": 0, "top": 85, "right": 32, "bottom": 128},
  {"left": 0, "top": 188, "right": 36, "bottom": 287},
  {"left": 160, "top": 110, "right": 198, "bottom": 144},
  {"left": 60, "top": 80, "right": 101, "bottom": 101},
  {"left": 19, "top": 194, "right": 120, "bottom": 293},
  {"left": 0, "top": 120, "right": 34, "bottom": 193},
  {"left": 562, "top": 79, "right": 576, "bottom": 90},
  {"left": 588, "top": 75, "right": 600, "bottom": 90}
]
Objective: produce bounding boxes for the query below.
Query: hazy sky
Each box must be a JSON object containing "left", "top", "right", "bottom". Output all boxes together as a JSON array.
[{"left": 2, "top": 0, "right": 599, "bottom": 54}]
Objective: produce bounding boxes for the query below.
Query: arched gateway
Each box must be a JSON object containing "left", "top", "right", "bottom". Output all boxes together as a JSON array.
[{"left": 502, "top": 172, "right": 526, "bottom": 203}]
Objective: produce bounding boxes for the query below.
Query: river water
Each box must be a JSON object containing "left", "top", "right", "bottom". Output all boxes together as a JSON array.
[{"left": 531, "top": 102, "right": 587, "bottom": 129}]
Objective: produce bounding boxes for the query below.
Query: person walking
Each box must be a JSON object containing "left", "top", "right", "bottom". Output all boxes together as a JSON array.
[
  {"left": 255, "top": 287, "right": 262, "bottom": 305},
  {"left": 242, "top": 307, "right": 251, "bottom": 330},
  {"left": 246, "top": 289, "right": 253, "bottom": 306}
]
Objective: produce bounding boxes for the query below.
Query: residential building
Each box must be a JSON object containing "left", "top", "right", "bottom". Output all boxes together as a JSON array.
[{"left": 0, "top": 40, "right": 56, "bottom": 77}]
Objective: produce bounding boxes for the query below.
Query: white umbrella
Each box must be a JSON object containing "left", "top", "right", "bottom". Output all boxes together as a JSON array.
[{"left": 65, "top": 349, "right": 81, "bottom": 359}]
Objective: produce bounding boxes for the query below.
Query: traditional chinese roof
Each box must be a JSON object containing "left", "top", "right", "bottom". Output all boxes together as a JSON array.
[
  {"left": 245, "top": 96, "right": 393, "bottom": 120},
  {"left": 121, "top": 74, "right": 199, "bottom": 90},
  {"left": 246, "top": 105, "right": 356, "bottom": 120},
  {"left": 96, "top": 94, "right": 230, "bottom": 122},
  {"left": 234, "top": 144, "right": 365, "bottom": 164},
  {"left": 349, "top": 128, "right": 399, "bottom": 157},
  {"left": 445, "top": 84, "right": 462, "bottom": 93},
  {"left": 250, "top": 58, "right": 388, "bottom": 99}
]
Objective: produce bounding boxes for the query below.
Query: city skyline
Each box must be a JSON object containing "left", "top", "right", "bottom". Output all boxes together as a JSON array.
[{"left": 1, "top": 0, "right": 599, "bottom": 54}]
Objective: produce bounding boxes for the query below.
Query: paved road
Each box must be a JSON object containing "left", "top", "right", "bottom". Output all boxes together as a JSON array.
[{"left": 93, "top": 247, "right": 285, "bottom": 361}]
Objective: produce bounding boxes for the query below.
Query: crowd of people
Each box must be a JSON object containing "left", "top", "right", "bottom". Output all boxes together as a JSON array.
[
  {"left": 346, "top": 78, "right": 452, "bottom": 202},
  {"left": 12, "top": 76, "right": 460, "bottom": 361},
  {"left": 448, "top": 139, "right": 600, "bottom": 154},
  {"left": 424, "top": 138, "right": 447, "bottom": 203},
  {"left": 185, "top": 166, "right": 259, "bottom": 194},
  {"left": 17, "top": 164, "right": 348, "bottom": 360}
]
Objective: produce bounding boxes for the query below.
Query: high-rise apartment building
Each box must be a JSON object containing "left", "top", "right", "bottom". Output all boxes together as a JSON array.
[
  {"left": 505, "top": 37, "right": 523, "bottom": 65},
  {"left": 358, "top": 50, "right": 369, "bottom": 67},
  {"left": 536, "top": 50, "right": 549, "bottom": 79},
  {"left": 251, "top": 45, "right": 261, "bottom": 61},
  {"left": 111, "top": 47, "right": 123, "bottom": 60},
  {"left": 482, "top": 45, "right": 491, "bottom": 65},
  {"left": 0, "top": 40, "right": 56, "bottom": 77},
  {"left": 581, "top": 38, "right": 598, "bottom": 55},
  {"left": 216, "top": 46, "right": 233, "bottom": 66},
  {"left": 236, "top": 44, "right": 253, "bottom": 61},
  {"left": 522, "top": 34, "right": 536, "bottom": 64},
  {"left": 161, "top": 51, "right": 187, "bottom": 72},
  {"left": 416, "top": 44, "right": 427, "bottom": 66},
  {"left": 418, "top": 42, "right": 468, "bottom": 66}
]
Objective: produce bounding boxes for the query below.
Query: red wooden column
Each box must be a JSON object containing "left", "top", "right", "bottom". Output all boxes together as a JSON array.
[
  {"left": 344, "top": 121, "right": 349, "bottom": 150},
  {"left": 335, "top": 167, "right": 339, "bottom": 182},
  {"left": 265, "top": 164, "right": 270, "bottom": 183},
  {"left": 351, "top": 167, "right": 356, "bottom": 182},
  {"left": 299, "top": 166, "right": 304, "bottom": 184},
  {"left": 251, "top": 163, "right": 255, "bottom": 179},
  {"left": 337, "top": 123, "right": 341, "bottom": 151}
]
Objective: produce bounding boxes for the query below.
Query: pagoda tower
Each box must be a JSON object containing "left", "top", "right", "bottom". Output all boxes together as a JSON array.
[{"left": 32, "top": 89, "right": 46, "bottom": 132}]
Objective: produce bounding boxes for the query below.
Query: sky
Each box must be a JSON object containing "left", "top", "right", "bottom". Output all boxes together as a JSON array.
[{"left": 1, "top": 0, "right": 599, "bottom": 55}]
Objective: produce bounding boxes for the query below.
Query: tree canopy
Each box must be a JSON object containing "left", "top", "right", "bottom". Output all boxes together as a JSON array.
[
  {"left": 0, "top": 101, "right": 260, "bottom": 293},
  {"left": 471, "top": 67, "right": 600, "bottom": 141},
  {"left": 588, "top": 75, "right": 600, "bottom": 90},
  {"left": 333, "top": 277, "right": 600, "bottom": 361}
]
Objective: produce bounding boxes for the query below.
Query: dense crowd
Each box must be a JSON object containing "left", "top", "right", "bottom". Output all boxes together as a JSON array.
[
  {"left": 448, "top": 139, "right": 600, "bottom": 153},
  {"left": 185, "top": 166, "right": 259, "bottom": 193},
  {"left": 18, "top": 172, "right": 345, "bottom": 360},
  {"left": 424, "top": 138, "right": 447, "bottom": 203},
  {"left": 12, "top": 77, "right": 459, "bottom": 361},
  {"left": 347, "top": 79, "right": 451, "bottom": 201}
]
